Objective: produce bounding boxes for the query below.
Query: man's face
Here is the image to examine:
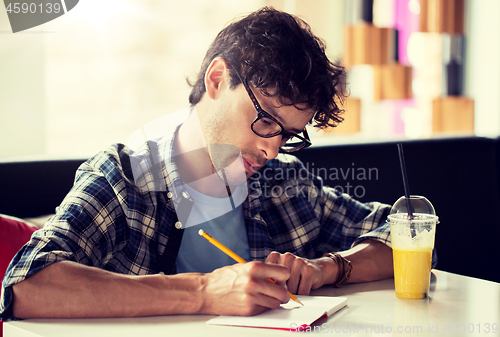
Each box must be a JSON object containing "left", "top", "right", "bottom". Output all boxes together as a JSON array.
[{"left": 201, "top": 80, "right": 313, "bottom": 181}]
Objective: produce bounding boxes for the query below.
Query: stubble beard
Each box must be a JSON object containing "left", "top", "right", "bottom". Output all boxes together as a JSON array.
[{"left": 204, "top": 106, "right": 248, "bottom": 186}]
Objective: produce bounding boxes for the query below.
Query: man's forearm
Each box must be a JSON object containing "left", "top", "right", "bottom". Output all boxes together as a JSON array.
[
  {"left": 339, "top": 239, "right": 393, "bottom": 283},
  {"left": 12, "top": 260, "right": 204, "bottom": 318}
]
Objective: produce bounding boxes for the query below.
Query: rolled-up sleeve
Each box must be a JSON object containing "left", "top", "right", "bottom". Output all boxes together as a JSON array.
[
  {"left": 1, "top": 146, "right": 130, "bottom": 321},
  {"left": 1, "top": 226, "right": 77, "bottom": 320}
]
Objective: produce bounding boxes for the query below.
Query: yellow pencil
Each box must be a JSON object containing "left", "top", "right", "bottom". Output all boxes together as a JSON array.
[{"left": 198, "top": 229, "right": 304, "bottom": 306}]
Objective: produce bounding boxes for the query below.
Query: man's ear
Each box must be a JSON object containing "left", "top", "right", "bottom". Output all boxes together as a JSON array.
[{"left": 204, "top": 57, "right": 230, "bottom": 100}]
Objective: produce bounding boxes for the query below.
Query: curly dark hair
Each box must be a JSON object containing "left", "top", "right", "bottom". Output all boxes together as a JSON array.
[{"left": 188, "top": 7, "right": 347, "bottom": 129}]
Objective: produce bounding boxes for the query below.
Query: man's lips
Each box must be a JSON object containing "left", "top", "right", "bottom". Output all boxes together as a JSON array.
[{"left": 243, "top": 157, "right": 262, "bottom": 173}]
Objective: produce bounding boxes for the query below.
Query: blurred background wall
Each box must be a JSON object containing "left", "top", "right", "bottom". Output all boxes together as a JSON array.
[{"left": 0, "top": 0, "right": 498, "bottom": 159}]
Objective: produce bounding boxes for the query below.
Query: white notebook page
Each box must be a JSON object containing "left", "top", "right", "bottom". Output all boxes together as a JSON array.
[{"left": 207, "top": 296, "right": 347, "bottom": 330}]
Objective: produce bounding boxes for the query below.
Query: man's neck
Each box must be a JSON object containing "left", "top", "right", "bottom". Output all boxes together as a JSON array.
[{"left": 173, "top": 108, "right": 232, "bottom": 198}]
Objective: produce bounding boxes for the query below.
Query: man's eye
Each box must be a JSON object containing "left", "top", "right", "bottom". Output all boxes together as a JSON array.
[{"left": 260, "top": 118, "right": 274, "bottom": 126}]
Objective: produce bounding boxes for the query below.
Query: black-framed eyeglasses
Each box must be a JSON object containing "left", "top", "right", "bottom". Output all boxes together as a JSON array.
[{"left": 232, "top": 70, "right": 312, "bottom": 153}]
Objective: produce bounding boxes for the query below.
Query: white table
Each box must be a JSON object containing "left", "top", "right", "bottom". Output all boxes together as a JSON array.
[{"left": 5, "top": 270, "right": 500, "bottom": 336}]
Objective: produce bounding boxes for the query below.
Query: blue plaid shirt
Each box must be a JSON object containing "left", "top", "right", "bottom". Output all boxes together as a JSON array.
[{"left": 1, "top": 111, "right": 392, "bottom": 320}]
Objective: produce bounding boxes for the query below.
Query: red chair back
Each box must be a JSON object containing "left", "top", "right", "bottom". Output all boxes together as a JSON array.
[{"left": 0, "top": 215, "right": 38, "bottom": 336}]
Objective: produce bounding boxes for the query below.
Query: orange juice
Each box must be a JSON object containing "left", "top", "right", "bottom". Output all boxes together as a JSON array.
[{"left": 393, "top": 247, "right": 432, "bottom": 299}]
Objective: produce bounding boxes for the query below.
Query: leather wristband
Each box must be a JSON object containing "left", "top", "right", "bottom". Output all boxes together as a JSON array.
[{"left": 322, "top": 252, "right": 353, "bottom": 287}]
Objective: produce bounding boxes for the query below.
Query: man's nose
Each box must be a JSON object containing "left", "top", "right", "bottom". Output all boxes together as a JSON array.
[{"left": 259, "top": 135, "right": 282, "bottom": 160}]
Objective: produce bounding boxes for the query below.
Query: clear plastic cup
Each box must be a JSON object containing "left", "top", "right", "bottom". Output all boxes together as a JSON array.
[{"left": 387, "top": 196, "right": 439, "bottom": 299}]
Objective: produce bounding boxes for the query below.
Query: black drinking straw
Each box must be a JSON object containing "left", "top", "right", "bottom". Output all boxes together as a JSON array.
[{"left": 397, "top": 143, "right": 414, "bottom": 218}]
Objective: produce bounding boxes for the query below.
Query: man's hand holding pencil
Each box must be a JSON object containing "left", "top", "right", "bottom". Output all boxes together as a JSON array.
[{"left": 198, "top": 261, "right": 292, "bottom": 316}]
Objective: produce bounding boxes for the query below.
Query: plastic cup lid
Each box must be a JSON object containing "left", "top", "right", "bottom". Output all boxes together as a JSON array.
[{"left": 387, "top": 195, "right": 439, "bottom": 223}]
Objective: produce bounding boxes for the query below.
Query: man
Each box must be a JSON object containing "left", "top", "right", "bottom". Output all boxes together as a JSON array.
[{"left": 1, "top": 7, "right": 394, "bottom": 320}]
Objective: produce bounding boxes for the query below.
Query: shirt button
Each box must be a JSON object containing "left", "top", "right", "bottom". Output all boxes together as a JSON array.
[
  {"left": 181, "top": 191, "right": 190, "bottom": 199},
  {"left": 167, "top": 192, "right": 173, "bottom": 199},
  {"left": 311, "top": 188, "right": 317, "bottom": 197},
  {"left": 175, "top": 221, "right": 182, "bottom": 229}
]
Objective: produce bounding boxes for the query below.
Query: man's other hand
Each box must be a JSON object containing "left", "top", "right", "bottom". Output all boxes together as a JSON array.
[{"left": 265, "top": 252, "right": 337, "bottom": 295}]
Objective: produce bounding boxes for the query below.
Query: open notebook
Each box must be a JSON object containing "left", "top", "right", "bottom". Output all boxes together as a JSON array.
[{"left": 207, "top": 296, "right": 347, "bottom": 331}]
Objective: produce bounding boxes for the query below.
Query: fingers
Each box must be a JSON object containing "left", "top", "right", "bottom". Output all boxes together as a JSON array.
[
  {"left": 266, "top": 252, "right": 303, "bottom": 293},
  {"left": 265, "top": 251, "right": 281, "bottom": 264},
  {"left": 266, "top": 251, "right": 323, "bottom": 295},
  {"left": 283, "top": 254, "right": 302, "bottom": 293},
  {"left": 292, "top": 259, "right": 315, "bottom": 295},
  {"left": 247, "top": 260, "right": 290, "bottom": 285},
  {"left": 242, "top": 262, "right": 290, "bottom": 302},
  {"left": 234, "top": 283, "right": 283, "bottom": 316}
]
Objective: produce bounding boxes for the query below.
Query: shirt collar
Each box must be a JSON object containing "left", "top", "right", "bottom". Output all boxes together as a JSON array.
[{"left": 128, "top": 107, "right": 192, "bottom": 201}]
